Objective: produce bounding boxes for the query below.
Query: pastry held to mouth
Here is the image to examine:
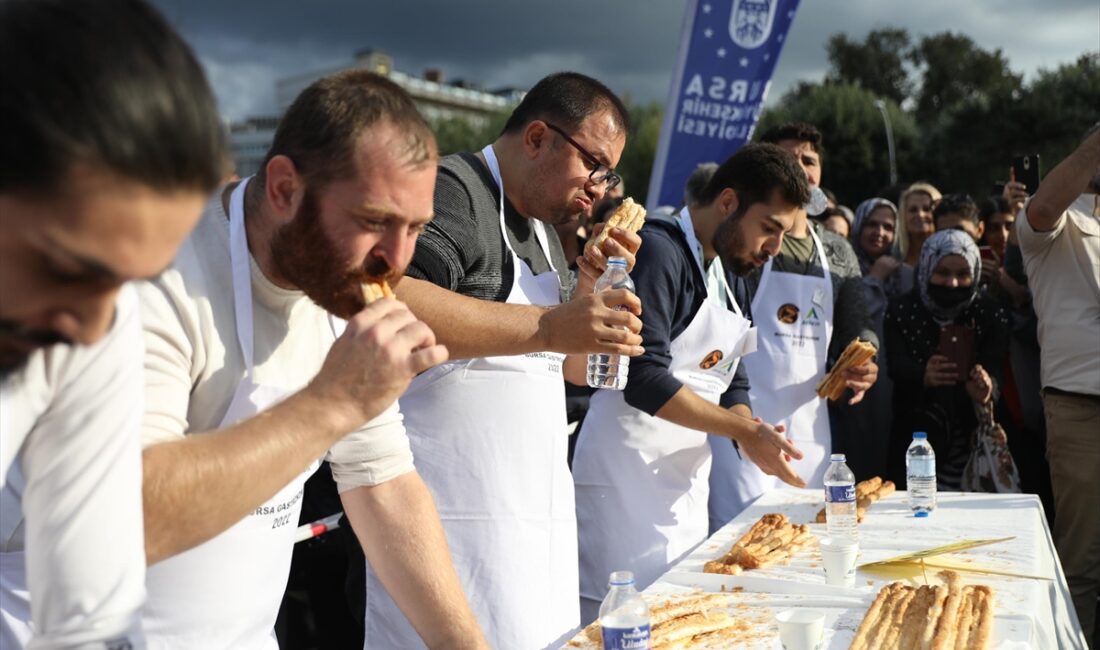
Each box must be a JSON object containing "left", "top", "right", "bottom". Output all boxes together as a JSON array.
[{"left": 360, "top": 280, "right": 395, "bottom": 304}]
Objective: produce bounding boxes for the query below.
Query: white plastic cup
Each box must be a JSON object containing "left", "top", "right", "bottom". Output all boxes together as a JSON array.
[
  {"left": 776, "top": 609, "right": 825, "bottom": 650},
  {"left": 819, "top": 537, "right": 859, "bottom": 587}
]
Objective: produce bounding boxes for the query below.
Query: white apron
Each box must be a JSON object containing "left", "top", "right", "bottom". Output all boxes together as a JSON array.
[
  {"left": 573, "top": 209, "right": 756, "bottom": 623},
  {"left": 365, "top": 145, "right": 576, "bottom": 650},
  {"left": 708, "top": 228, "right": 834, "bottom": 529},
  {"left": 142, "top": 178, "right": 336, "bottom": 649}
]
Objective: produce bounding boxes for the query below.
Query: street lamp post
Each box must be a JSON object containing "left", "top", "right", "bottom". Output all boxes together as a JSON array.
[{"left": 874, "top": 99, "right": 898, "bottom": 186}]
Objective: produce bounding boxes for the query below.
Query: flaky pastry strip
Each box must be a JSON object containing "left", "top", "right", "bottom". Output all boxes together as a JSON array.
[{"left": 585, "top": 197, "right": 647, "bottom": 255}]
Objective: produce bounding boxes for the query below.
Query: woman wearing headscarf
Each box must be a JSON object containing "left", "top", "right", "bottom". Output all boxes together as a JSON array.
[
  {"left": 830, "top": 199, "right": 915, "bottom": 479},
  {"left": 897, "top": 182, "right": 942, "bottom": 266},
  {"left": 885, "top": 230, "right": 1010, "bottom": 490}
]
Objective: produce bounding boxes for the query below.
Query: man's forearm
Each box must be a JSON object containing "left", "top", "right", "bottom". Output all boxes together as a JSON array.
[
  {"left": 396, "top": 277, "right": 546, "bottom": 359},
  {"left": 1028, "top": 128, "right": 1100, "bottom": 231},
  {"left": 143, "top": 390, "right": 353, "bottom": 564},
  {"left": 343, "top": 473, "right": 487, "bottom": 649},
  {"left": 654, "top": 386, "right": 758, "bottom": 442}
]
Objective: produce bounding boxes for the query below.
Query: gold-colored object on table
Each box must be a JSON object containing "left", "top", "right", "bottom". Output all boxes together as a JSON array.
[
  {"left": 584, "top": 197, "right": 647, "bottom": 255},
  {"left": 849, "top": 571, "right": 993, "bottom": 650},
  {"left": 703, "top": 513, "right": 814, "bottom": 575},
  {"left": 858, "top": 537, "right": 1049, "bottom": 581},
  {"left": 814, "top": 476, "right": 896, "bottom": 524},
  {"left": 816, "top": 338, "right": 877, "bottom": 401}
]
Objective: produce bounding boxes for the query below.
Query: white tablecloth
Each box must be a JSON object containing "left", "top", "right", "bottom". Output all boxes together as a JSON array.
[{"left": 566, "top": 489, "right": 1087, "bottom": 649}]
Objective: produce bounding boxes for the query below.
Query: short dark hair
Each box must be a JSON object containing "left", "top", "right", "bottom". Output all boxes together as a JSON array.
[
  {"left": 501, "top": 72, "right": 630, "bottom": 136},
  {"left": 0, "top": 0, "right": 226, "bottom": 195},
  {"left": 258, "top": 70, "right": 435, "bottom": 190},
  {"left": 684, "top": 162, "right": 719, "bottom": 207},
  {"left": 933, "top": 193, "right": 979, "bottom": 225},
  {"left": 697, "top": 143, "right": 810, "bottom": 210},
  {"left": 978, "top": 195, "right": 1012, "bottom": 223},
  {"left": 758, "top": 122, "right": 824, "bottom": 154}
]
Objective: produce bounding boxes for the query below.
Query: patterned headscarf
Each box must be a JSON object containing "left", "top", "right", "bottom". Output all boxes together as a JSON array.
[
  {"left": 851, "top": 198, "right": 902, "bottom": 295},
  {"left": 917, "top": 229, "right": 982, "bottom": 322}
]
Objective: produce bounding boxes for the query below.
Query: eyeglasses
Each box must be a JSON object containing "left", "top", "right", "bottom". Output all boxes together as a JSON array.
[{"left": 544, "top": 123, "right": 622, "bottom": 191}]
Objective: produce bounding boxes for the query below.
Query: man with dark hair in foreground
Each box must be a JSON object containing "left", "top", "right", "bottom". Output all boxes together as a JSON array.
[
  {"left": 0, "top": 0, "right": 225, "bottom": 646},
  {"left": 574, "top": 143, "right": 809, "bottom": 622}
]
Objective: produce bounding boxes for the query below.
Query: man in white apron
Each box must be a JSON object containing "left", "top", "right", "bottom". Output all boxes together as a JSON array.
[
  {"left": 0, "top": 1, "right": 225, "bottom": 646},
  {"left": 371, "top": 73, "right": 643, "bottom": 649},
  {"left": 132, "top": 73, "right": 484, "bottom": 648},
  {"left": 574, "top": 144, "right": 811, "bottom": 622},
  {"left": 709, "top": 123, "right": 880, "bottom": 528}
]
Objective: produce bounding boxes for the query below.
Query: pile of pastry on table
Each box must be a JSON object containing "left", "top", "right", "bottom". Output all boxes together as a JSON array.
[{"left": 693, "top": 477, "right": 994, "bottom": 649}]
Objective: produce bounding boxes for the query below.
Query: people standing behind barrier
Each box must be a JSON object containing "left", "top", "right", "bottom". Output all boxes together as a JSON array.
[
  {"left": 897, "top": 182, "right": 943, "bottom": 266},
  {"left": 1016, "top": 124, "right": 1100, "bottom": 644},
  {"left": 885, "top": 230, "right": 1009, "bottom": 490}
]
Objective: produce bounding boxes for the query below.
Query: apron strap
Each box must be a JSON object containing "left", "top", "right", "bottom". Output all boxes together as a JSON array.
[{"left": 228, "top": 178, "right": 257, "bottom": 375}]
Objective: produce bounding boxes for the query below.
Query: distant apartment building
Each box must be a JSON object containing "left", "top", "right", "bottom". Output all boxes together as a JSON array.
[{"left": 229, "top": 49, "right": 525, "bottom": 177}]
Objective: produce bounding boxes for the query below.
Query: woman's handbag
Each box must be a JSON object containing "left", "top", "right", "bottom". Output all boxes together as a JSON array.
[{"left": 961, "top": 401, "right": 1022, "bottom": 493}]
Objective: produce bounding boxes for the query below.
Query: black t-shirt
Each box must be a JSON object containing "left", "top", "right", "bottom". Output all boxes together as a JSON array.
[{"left": 407, "top": 152, "right": 574, "bottom": 302}]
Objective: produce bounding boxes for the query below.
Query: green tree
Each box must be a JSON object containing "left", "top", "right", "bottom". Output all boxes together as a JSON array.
[
  {"left": 617, "top": 100, "right": 664, "bottom": 202},
  {"left": 825, "top": 28, "right": 914, "bottom": 106},
  {"left": 756, "top": 82, "right": 919, "bottom": 206},
  {"left": 909, "top": 32, "right": 1022, "bottom": 126},
  {"left": 430, "top": 110, "right": 510, "bottom": 156}
]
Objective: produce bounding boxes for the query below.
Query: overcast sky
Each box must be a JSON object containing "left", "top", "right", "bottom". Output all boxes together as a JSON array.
[{"left": 150, "top": 0, "right": 1099, "bottom": 123}]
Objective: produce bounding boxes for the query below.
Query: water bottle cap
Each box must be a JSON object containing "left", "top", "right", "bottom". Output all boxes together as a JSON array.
[
  {"left": 914, "top": 510, "right": 930, "bottom": 518},
  {"left": 608, "top": 570, "right": 635, "bottom": 586},
  {"left": 830, "top": 453, "right": 846, "bottom": 462},
  {"left": 913, "top": 432, "right": 928, "bottom": 440},
  {"left": 607, "top": 256, "right": 628, "bottom": 267}
]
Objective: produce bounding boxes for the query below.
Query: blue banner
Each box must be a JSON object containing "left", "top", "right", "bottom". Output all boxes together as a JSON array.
[{"left": 646, "top": 0, "right": 802, "bottom": 209}]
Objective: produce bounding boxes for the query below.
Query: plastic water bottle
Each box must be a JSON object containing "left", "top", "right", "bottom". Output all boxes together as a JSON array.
[
  {"left": 906, "top": 432, "right": 937, "bottom": 516},
  {"left": 823, "top": 453, "right": 858, "bottom": 540},
  {"left": 587, "top": 257, "right": 635, "bottom": 390},
  {"left": 599, "top": 571, "right": 651, "bottom": 650}
]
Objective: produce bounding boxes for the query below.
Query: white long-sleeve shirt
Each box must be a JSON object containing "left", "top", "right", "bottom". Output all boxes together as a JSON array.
[{"left": 0, "top": 286, "right": 146, "bottom": 650}]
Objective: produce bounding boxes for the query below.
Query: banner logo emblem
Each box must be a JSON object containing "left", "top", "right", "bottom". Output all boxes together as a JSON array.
[{"left": 729, "top": 0, "right": 776, "bottom": 49}]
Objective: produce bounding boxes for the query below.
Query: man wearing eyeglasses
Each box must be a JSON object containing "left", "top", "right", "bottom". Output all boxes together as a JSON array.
[{"left": 368, "top": 72, "right": 643, "bottom": 649}]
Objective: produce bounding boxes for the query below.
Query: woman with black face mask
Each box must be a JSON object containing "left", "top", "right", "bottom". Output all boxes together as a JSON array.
[{"left": 884, "top": 230, "right": 1010, "bottom": 489}]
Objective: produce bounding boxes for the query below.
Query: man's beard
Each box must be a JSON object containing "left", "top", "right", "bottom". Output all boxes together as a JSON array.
[
  {"left": 0, "top": 321, "right": 71, "bottom": 378},
  {"left": 714, "top": 209, "right": 768, "bottom": 276},
  {"left": 269, "top": 189, "right": 396, "bottom": 320}
]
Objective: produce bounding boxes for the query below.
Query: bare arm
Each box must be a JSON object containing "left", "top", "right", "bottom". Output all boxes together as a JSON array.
[
  {"left": 395, "top": 277, "right": 643, "bottom": 360},
  {"left": 655, "top": 386, "right": 806, "bottom": 487},
  {"left": 1027, "top": 125, "right": 1100, "bottom": 232},
  {"left": 144, "top": 300, "right": 447, "bottom": 564},
  {"left": 343, "top": 473, "right": 488, "bottom": 649}
]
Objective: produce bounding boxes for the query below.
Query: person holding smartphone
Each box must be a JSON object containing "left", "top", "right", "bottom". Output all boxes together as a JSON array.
[{"left": 884, "top": 230, "right": 1009, "bottom": 490}]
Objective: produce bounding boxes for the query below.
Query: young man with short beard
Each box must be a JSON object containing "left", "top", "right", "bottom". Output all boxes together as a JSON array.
[
  {"left": 134, "top": 71, "right": 486, "bottom": 648},
  {"left": 573, "top": 144, "right": 809, "bottom": 622},
  {"left": 0, "top": 0, "right": 225, "bottom": 646}
]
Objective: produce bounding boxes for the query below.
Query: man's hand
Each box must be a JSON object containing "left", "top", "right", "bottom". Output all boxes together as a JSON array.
[
  {"left": 1002, "top": 174, "right": 1029, "bottom": 214},
  {"left": 306, "top": 299, "right": 448, "bottom": 432},
  {"left": 869, "top": 255, "right": 901, "bottom": 281},
  {"left": 843, "top": 358, "right": 878, "bottom": 405},
  {"left": 735, "top": 419, "right": 806, "bottom": 488},
  {"left": 979, "top": 257, "right": 1002, "bottom": 289},
  {"left": 965, "top": 364, "right": 993, "bottom": 404},
  {"left": 924, "top": 354, "right": 958, "bottom": 387},
  {"left": 575, "top": 225, "right": 642, "bottom": 295},
  {"left": 540, "top": 289, "right": 644, "bottom": 356}
]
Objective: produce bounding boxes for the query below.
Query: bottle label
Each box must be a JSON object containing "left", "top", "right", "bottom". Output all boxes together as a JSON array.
[
  {"left": 602, "top": 625, "right": 651, "bottom": 649},
  {"left": 908, "top": 458, "right": 935, "bottom": 479},
  {"left": 825, "top": 484, "right": 855, "bottom": 503}
]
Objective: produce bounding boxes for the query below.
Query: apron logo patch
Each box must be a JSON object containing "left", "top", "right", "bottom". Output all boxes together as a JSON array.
[
  {"left": 804, "top": 306, "right": 820, "bottom": 323},
  {"left": 777, "top": 303, "right": 799, "bottom": 324},
  {"left": 699, "top": 349, "right": 724, "bottom": 369}
]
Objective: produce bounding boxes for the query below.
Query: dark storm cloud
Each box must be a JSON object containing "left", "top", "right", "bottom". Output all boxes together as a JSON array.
[{"left": 150, "top": 0, "right": 1098, "bottom": 121}]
